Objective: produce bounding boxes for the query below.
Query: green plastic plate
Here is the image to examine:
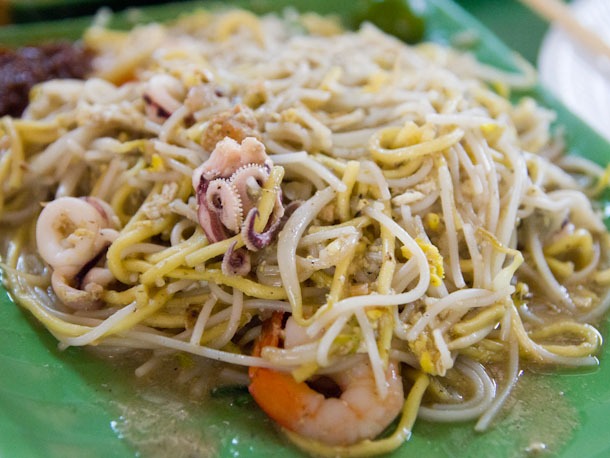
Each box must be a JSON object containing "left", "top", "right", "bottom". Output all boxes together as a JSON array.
[{"left": 1, "top": 1, "right": 609, "bottom": 457}]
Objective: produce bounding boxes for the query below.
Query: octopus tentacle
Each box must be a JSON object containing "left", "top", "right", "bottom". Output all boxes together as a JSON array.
[
  {"left": 221, "top": 241, "right": 252, "bottom": 276},
  {"left": 242, "top": 205, "right": 283, "bottom": 251},
  {"left": 205, "top": 178, "right": 243, "bottom": 233},
  {"left": 143, "top": 74, "right": 184, "bottom": 123},
  {"left": 192, "top": 135, "right": 286, "bottom": 274},
  {"left": 196, "top": 177, "right": 228, "bottom": 243},
  {"left": 229, "top": 163, "right": 270, "bottom": 215},
  {"left": 193, "top": 136, "right": 272, "bottom": 182}
]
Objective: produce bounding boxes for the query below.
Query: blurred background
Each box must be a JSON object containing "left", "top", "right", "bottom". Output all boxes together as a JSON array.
[{"left": 0, "top": 0, "right": 549, "bottom": 64}]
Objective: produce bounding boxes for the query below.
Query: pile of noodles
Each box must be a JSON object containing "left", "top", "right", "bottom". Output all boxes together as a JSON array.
[{"left": 1, "top": 8, "right": 610, "bottom": 456}]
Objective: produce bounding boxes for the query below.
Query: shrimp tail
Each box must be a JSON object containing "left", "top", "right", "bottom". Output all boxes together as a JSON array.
[{"left": 249, "top": 312, "right": 316, "bottom": 431}]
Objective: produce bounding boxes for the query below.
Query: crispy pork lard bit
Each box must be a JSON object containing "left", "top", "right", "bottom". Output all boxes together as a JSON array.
[
  {"left": 36, "top": 196, "right": 120, "bottom": 310},
  {"left": 200, "top": 104, "right": 261, "bottom": 153},
  {"left": 192, "top": 136, "right": 284, "bottom": 275}
]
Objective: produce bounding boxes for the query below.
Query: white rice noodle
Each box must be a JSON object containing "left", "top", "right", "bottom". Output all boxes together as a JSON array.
[{"left": 278, "top": 187, "right": 336, "bottom": 314}]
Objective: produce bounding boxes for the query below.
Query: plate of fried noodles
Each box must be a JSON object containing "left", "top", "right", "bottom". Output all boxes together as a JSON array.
[{"left": 1, "top": 0, "right": 610, "bottom": 457}]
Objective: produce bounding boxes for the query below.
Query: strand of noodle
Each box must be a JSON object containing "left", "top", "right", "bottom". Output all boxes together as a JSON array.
[
  {"left": 35, "top": 300, "right": 109, "bottom": 326},
  {"left": 462, "top": 223, "right": 484, "bottom": 288},
  {"left": 169, "top": 198, "right": 198, "bottom": 223},
  {"left": 269, "top": 151, "right": 309, "bottom": 163},
  {"left": 2, "top": 118, "right": 23, "bottom": 190},
  {"left": 238, "top": 325, "right": 261, "bottom": 347},
  {"left": 95, "top": 336, "right": 161, "bottom": 350},
  {"left": 243, "top": 299, "right": 292, "bottom": 313},
  {"left": 189, "top": 295, "right": 217, "bottom": 346},
  {"left": 165, "top": 157, "right": 195, "bottom": 177},
  {"left": 138, "top": 169, "right": 182, "bottom": 183},
  {"left": 176, "top": 366, "right": 202, "bottom": 385},
  {"left": 360, "top": 160, "right": 391, "bottom": 201},
  {"left": 464, "top": 132, "right": 498, "bottom": 231},
  {"left": 428, "top": 360, "right": 487, "bottom": 410},
  {"left": 209, "top": 289, "right": 243, "bottom": 349},
  {"left": 388, "top": 348, "right": 419, "bottom": 366},
  {"left": 579, "top": 287, "right": 610, "bottom": 322},
  {"left": 135, "top": 354, "right": 164, "bottom": 378},
  {"left": 170, "top": 268, "right": 287, "bottom": 300},
  {"left": 315, "top": 354, "right": 368, "bottom": 376},
  {"left": 91, "top": 158, "right": 124, "bottom": 201},
  {"left": 315, "top": 313, "right": 350, "bottom": 368},
  {"left": 289, "top": 106, "right": 333, "bottom": 151},
  {"left": 432, "top": 328, "right": 454, "bottom": 372},
  {"left": 510, "top": 303, "right": 598, "bottom": 365},
  {"left": 306, "top": 204, "right": 430, "bottom": 337},
  {"left": 475, "top": 334, "right": 519, "bottom": 431},
  {"left": 264, "top": 342, "right": 319, "bottom": 366},
  {"left": 327, "top": 233, "right": 360, "bottom": 304},
  {"left": 318, "top": 108, "right": 365, "bottom": 131},
  {"left": 407, "top": 288, "right": 512, "bottom": 341},
  {"left": 264, "top": 136, "right": 308, "bottom": 156},
  {"left": 492, "top": 139, "right": 527, "bottom": 276},
  {"left": 355, "top": 308, "right": 388, "bottom": 398},
  {"left": 425, "top": 113, "right": 496, "bottom": 128},
  {"left": 419, "top": 359, "right": 495, "bottom": 421},
  {"left": 438, "top": 162, "right": 465, "bottom": 288},
  {"left": 266, "top": 121, "right": 312, "bottom": 150},
  {"left": 165, "top": 279, "right": 196, "bottom": 294},
  {"left": 153, "top": 140, "right": 205, "bottom": 166},
  {"left": 298, "top": 226, "right": 359, "bottom": 247},
  {"left": 29, "top": 126, "right": 98, "bottom": 175},
  {"left": 565, "top": 241, "right": 600, "bottom": 284},
  {"left": 202, "top": 308, "right": 231, "bottom": 332},
  {"left": 59, "top": 302, "right": 137, "bottom": 347},
  {"left": 331, "top": 128, "right": 378, "bottom": 148},
  {"left": 122, "top": 329, "right": 282, "bottom": 368},
  {"left": 517, "top": 302, "right": 545, "bottom": 325},
  {"left": 387, "top": 158, "right": 434, "bottom": 189},
  {"left": 170, "top": 219, "right": 196, "bottom": 246},
  {"left": 559, "top": 154, "right": 606, "bottom": 176},
  {"left": 140, "top": 230, "right": 207, "bottom": 284},
  {"left": 526, "top": 225, "right": 575, "bottom": 311},
  {"left": 0, "top": 263, "right": 49, "bottom": 288},
  {"left": 370, "top": 127, "right": 464, "bottom": 164},
  {"left": 393, "top": 258, "right": 419, "bottom": 296},
  {"left": 0, "top": 203, "right": 39, "bottom": 225},
  {"left": 539, "top": 161, "right": 582, "bottom": 190},
  {"left": 408, "top": 190, "right": 440, "bottom": 214},
  {"left": 208, "top": 282, "right": 233, "bottom": 303},
  {"left": 337, "top": 160, "right": 360, "bottom": 221},
  {"left": 454, "top": 143, "right": 484, "bottom": 195},
  {"left": 521, "top": 194, "right": 571, "bottom": 212},
  {"left": 275, "top": 154, "right": 346, "bottom": 192},
  {"left": 280, "top": 164, "right": 326, "bottom": 191},
  {"left": 4, "top": 267, "right": 88, "bottom": 338},
  {"left": 547, "top": 190, "right": 604, "bottom": 232},
  {"left": 278, "top": 187, "right": 336, "bottom": 324},
  {"left": 469, "top": 53, "right": 537, "bottom": 89},
  {"left": 447, "top": 324, "right": 495, "bottom": 350},
  {"left": 55, "top": 162, "right": 87, "bottom": 198},
  {"left": 159, "top": 105, "right": 189, "bottom": 142}
]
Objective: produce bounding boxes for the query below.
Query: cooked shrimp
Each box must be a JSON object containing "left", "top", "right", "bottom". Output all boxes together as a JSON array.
[{"left": 249, "top": 312, "right": 405, "bottom": 446}]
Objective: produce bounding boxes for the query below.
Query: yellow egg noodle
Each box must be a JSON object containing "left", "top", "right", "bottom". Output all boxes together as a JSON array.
[{"left": 1, "top": 9, "right": 610, "bottom": 456}]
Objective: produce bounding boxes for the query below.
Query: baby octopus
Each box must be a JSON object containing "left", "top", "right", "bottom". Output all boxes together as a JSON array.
[
  {"left": 36, "top": 196, "right": 120, "bottom": 310},
  {"left": 192, "top": 136, "right": 284, "bottom": 275}
]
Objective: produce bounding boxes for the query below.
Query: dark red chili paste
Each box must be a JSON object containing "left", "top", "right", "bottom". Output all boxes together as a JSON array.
[{"left": 0, "top": 43, "right": 93, "bottom": 117}]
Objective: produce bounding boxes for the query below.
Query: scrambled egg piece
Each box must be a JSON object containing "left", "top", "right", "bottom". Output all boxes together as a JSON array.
[{"left": 401, "top": 237, "right": 445, "bottom": 287}]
